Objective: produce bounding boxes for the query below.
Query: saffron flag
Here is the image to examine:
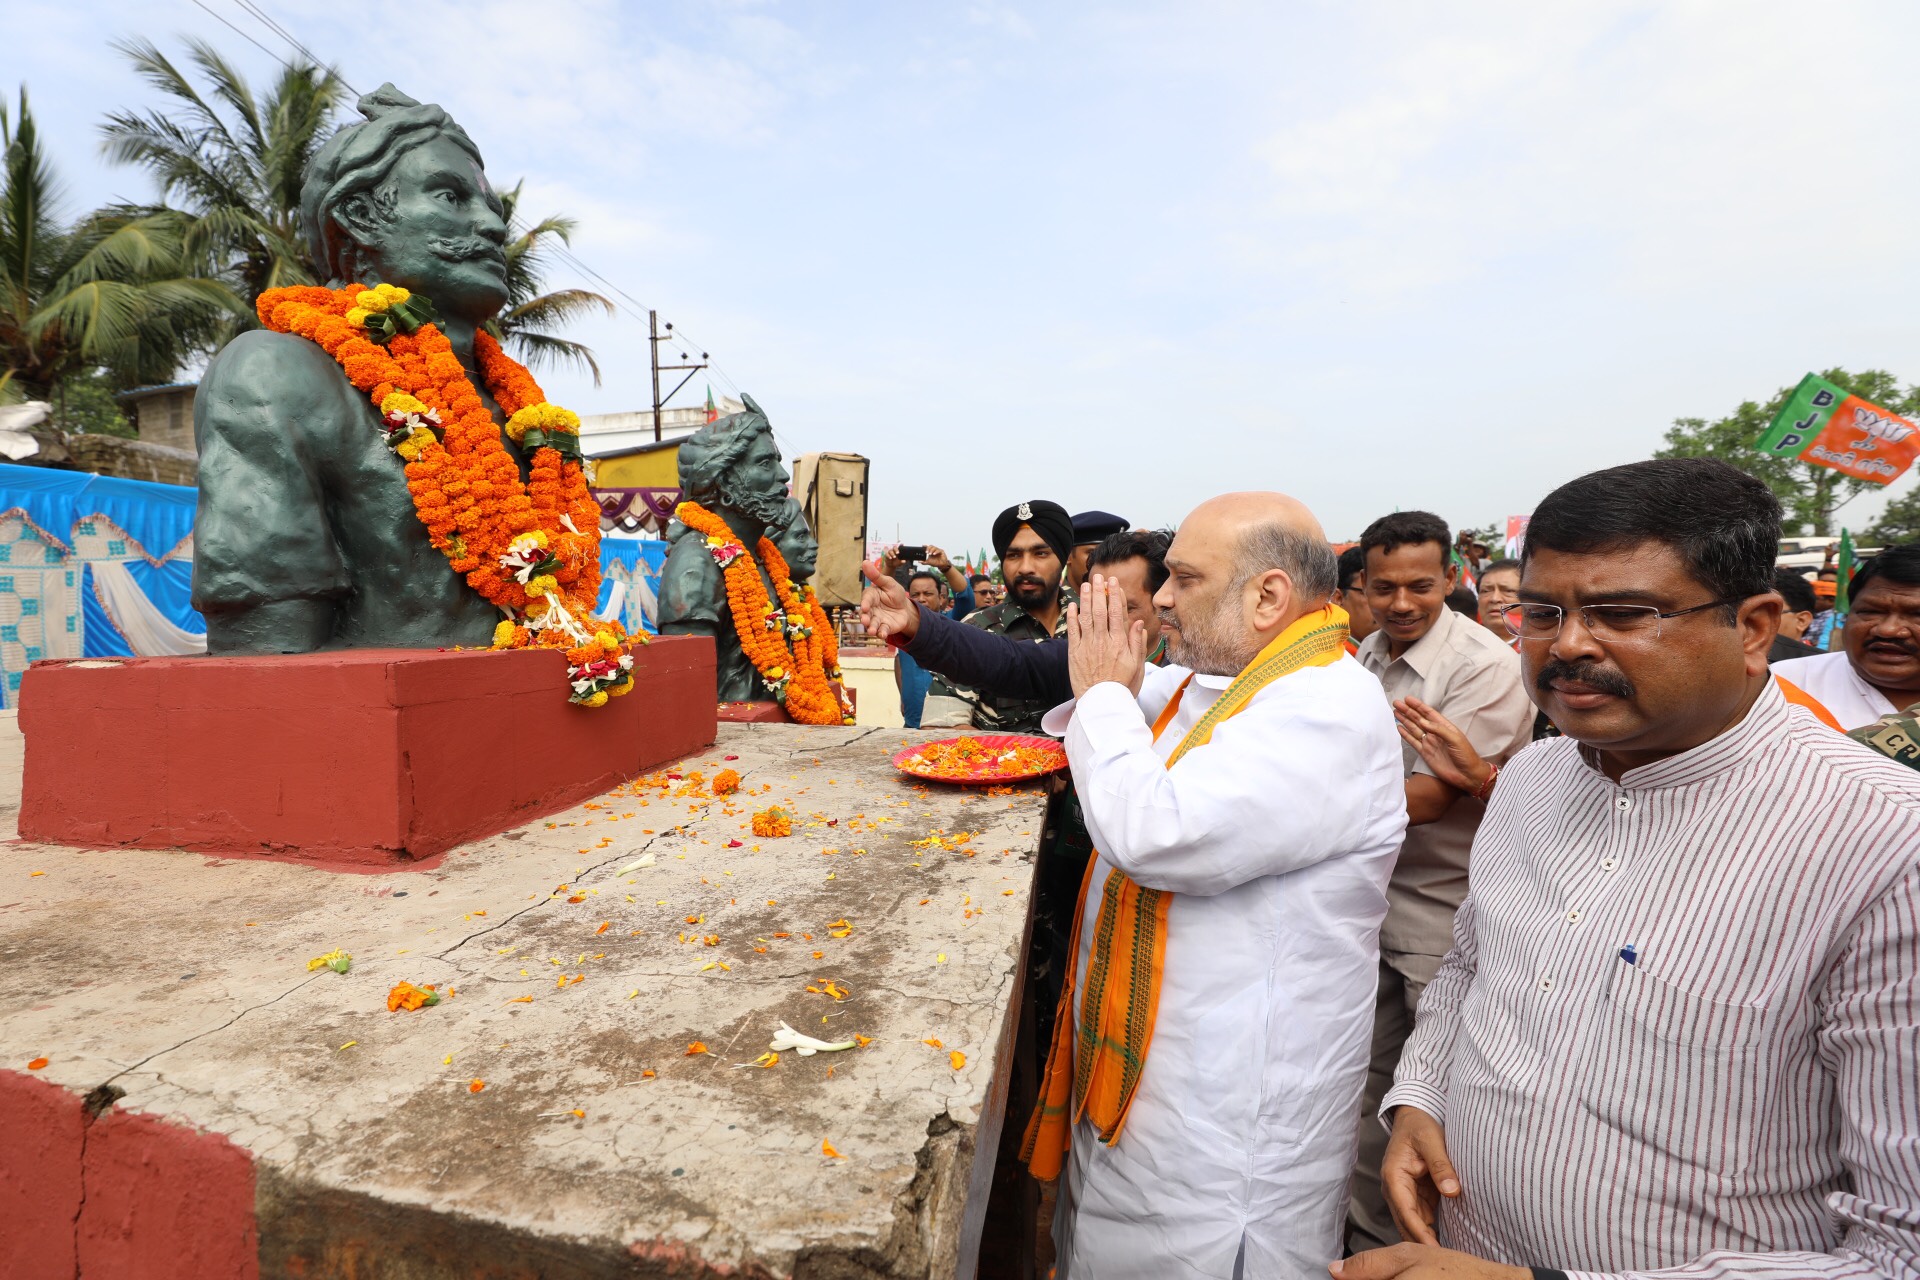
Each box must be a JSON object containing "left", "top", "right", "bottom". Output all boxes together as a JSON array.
[
  {"left": 705, "top": 386, "right": 719, "bottom": 424},
  {"left": 1752, "top": 374, "right": 1920, "bottom": 486}
]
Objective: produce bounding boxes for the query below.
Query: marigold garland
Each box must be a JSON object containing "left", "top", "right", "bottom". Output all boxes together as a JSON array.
[
  {"left": 256, "top": 282, "right": 636, "bottom": 704},
  {"left": 674, "top": 501, "right": 853, "bottom": 725}
]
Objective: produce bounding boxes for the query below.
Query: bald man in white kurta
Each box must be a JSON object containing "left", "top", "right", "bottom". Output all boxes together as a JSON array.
[{"left": 1041, "top": 649, "right": 1407, "bottom": 1276}]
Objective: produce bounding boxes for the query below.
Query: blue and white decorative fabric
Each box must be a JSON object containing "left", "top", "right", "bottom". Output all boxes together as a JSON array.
[
  {"left": 596, "top": 537, "right": 668, "bottom": 636},
  {"left": 0, "top": 463, "right": 203, "bottom": 704}
]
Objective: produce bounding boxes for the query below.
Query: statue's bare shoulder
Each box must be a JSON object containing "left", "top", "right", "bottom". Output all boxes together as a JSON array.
[{"left": 196, "top": 329, "right": 363, "bottom": 455}]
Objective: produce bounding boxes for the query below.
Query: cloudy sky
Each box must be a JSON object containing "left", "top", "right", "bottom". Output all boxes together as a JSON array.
[{"left": 15, "top": 1, "right": 1920, "bottom": 547}]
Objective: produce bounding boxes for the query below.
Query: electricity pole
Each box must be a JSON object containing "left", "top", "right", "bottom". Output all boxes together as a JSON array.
[{"left": 648, "top": 310, "right": 709, "bottom": 443}]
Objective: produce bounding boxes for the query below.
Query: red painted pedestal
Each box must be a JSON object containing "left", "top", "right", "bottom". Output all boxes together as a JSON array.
[
  {"left": 717, "top": 700, "right": 791, "bottom": 723},
  {"left": 18, "top": 636, "right": 716, "bottom": 867}
]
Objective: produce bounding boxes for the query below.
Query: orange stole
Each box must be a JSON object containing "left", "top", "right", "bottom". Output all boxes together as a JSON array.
[
  {"left": 1776, "top": 674, "right": 1843, "bottom": 731},
  {"left": 1020, "top": 605, "right": 1351, "bottom": 1179}
]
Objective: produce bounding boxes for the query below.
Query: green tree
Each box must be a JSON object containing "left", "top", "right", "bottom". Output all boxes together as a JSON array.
[
  {"left": 1863, "top": 485, "right": 1920, "bottom": 547},
  {"left": 2, "top": 89, "right": 235, "bottom": 401},
  {"left": 1655, "top": 368, "right": 1920, "bottom": 536},
  {"left": 485, "top": 181, "right": 615, "bottom": 385},
  {"left": 48, "top": 369, "right": 135, "bottom": 437},
  {"left": 100, "top": 37, "right": 342, "bottom": 308}
]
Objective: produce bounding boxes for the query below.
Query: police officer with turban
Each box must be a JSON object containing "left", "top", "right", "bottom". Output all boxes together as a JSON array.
[{"left": 920, "top": 499, "right": 1076, "bottom": 731}]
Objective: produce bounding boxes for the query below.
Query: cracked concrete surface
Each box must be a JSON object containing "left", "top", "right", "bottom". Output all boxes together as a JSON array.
[{"left": 0, "top": 720, "right": 1045, "bottom": 1277}]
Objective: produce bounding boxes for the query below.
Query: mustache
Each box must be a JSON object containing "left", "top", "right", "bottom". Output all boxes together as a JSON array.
[
  {"left": 1866, "top": 637, "right": 1920, "bottom": 655},
  {"left": 1537, "top": 658, "right": 1635, "bottom": 699},
  {"left": 1010, "top": 575, "right": 1048, "bottom": 591},
  {"left": 1156, "top": 607, "right": 1179, "bottom": 628},
  {"left": 427, "top": 234, "right": 505, "bottom": 264}
]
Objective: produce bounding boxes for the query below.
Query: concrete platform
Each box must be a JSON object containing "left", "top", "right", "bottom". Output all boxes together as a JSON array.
[{"left": 0, "top": 721, "right": 1047, "bottom": 1278}]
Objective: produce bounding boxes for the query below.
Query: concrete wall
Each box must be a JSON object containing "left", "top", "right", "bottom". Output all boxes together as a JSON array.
[{"left": 63, "top": 435, "right": 197, "bottom": 487}]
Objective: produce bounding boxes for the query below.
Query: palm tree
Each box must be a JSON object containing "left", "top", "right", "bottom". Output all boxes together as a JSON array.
[
  {"left": 487, "top": 181, "right": 616, "bottom": 385},
  {"left": 99, "top": 37, "right": 342, "bottom": 308},
  {"left": 100, "top": 42, "right": 614, "bottom": 382},
  {"left": 2, "top": 89, "right": 236, "bottom": 402}
]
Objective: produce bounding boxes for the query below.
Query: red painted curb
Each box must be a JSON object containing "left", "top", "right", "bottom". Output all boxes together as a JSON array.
[{"left": 1, "top": 1070, "right": 258, "bottom": 1280}]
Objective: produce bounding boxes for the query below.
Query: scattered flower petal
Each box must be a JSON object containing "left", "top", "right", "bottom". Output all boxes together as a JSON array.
[
  {"left": 686, "top": 1041, "right": 710, "bottom": 1056},
  {"left": 27, "top": 1057, "right": 48, "bottom": 1070},
  {"left": 387, "top": 981, "right": 441, "bottom": 1012},
  {"left": 822, "top": 1138, "right": 844, "bottom": 1159},
  {"left": 468, "top": 1079, "right": 486, "bottom": 1093},
  {"left": 950, "top": 1050, "right": 966, "bottom": 1070}
]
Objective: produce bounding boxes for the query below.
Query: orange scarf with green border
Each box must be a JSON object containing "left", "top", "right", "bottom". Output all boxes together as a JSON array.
[{"left": 1022, "top": 604, "right": 1351, "bottom": 1178}]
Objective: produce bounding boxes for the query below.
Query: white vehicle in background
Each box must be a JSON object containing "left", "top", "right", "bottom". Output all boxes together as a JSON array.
[{"left": 1776, "top": 537, "right": 1881, "bottom": 575}]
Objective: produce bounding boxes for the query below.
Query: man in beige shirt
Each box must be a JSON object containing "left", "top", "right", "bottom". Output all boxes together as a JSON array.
[{"left": 1348, "top": 510, "right": 1533, "bottom": 1253}]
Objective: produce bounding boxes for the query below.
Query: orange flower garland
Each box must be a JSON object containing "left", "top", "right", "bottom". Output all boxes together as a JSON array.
[
  {"left": 675, "top": 501, "right": 852, "bottom": 725},
  {"left": 256, "top": 283, "right": 636, "bottom": 704}
]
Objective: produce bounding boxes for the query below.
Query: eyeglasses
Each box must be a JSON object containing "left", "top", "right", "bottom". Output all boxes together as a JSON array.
[{"left": 1501, "top": 598, "right": 1742, "bottom": 643}]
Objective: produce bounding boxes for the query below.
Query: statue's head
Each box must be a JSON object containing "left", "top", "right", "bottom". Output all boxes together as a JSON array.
[
  {"left": 300, "top": 84, "right": 509, "bottom": 322},
  {"left": 767, "top": 498, "right": 818, "bottom": 580},
  {"left": 678, "top": 395, "right": 792, "bottom": 529}
]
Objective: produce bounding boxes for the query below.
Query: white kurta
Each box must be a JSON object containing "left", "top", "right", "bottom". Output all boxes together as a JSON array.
[
  {"left": 1040, "top": 656, "right": 1407, "bottom": 1279},
  {"left": 1771, "top": 648, "right": 1896, "bottom": 729}
]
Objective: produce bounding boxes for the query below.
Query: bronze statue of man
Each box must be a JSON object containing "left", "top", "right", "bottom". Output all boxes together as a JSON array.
[
  {"left": 659, "top": 397, "right": 821, "bottom": 702},
  {"left": 192, "top": 85, "right": 523, "bottom": 652}
]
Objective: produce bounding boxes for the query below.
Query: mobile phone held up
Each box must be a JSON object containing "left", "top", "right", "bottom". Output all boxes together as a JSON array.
[{"left": 896, "top": 545, "right": 929, "bottom": 563}]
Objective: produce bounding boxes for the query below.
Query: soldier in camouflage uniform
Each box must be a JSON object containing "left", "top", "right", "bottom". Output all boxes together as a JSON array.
[
  {"left": 1850, "top": 710, "right": 1920, "bottom": 770},
  {"left": 920, "top": 498, "right": 1077, "bottom": 731}
]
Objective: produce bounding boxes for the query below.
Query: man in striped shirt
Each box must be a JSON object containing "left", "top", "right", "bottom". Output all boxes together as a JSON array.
[{"left": 1338, "top": 459, "right": 1920, "bottom": 1280}]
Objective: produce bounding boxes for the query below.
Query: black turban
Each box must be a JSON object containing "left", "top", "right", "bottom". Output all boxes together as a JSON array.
[{"left": 992, "top": 500, "right": 1073, "bottom": 563}]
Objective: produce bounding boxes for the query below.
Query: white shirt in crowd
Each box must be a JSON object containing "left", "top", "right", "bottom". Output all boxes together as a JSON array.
[
  {"left": 1041, "top": 653, "right": 1406, "bottom": 1279},
  {"left": 1771, "top": 648, "right": 1896, "bottom": 730},
  {"left": 1383, "top": 682, "right": 1920, "bottom": 1277}
]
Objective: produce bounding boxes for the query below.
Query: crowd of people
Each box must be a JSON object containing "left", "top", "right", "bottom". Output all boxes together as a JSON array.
[{"left": 857, "top": 457, "right": 1920, "bottom": 1280}]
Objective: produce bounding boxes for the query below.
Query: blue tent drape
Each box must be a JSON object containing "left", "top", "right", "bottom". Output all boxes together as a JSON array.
[{"left": 0, "top": 462, "right": 202, "bottom": 704}]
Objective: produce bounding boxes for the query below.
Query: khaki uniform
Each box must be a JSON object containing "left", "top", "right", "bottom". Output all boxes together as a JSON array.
[{"left": 919, "top": 590, "right": 1074, "bottom": 732}]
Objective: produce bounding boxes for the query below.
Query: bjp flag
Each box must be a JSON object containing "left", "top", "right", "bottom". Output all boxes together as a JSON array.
[{"left": 1752, "top": 374, "right": 1920, "bottom": 486}]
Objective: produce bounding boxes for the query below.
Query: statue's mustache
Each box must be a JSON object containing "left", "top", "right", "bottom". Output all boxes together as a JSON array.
[{"left": 427, "top": 235, "right": 504, "bottom": 266}]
